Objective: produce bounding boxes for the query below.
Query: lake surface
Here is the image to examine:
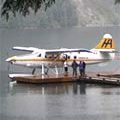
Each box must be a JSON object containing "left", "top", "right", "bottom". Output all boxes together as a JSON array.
[
  {"left": 0, "top": 26, "right": 120, "bottom": 120},
  {"left": 1, "top": 72, "right": 120, "bottom": 120}
]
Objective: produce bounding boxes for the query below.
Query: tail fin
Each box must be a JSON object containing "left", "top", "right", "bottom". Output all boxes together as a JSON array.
[{"left": 95, "top": 34, "right": 115, "bottom": 49}]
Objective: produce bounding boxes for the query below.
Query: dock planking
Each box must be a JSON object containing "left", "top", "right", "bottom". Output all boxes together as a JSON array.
[{"left": 9, "top": 73, "right": 120, "bottom": 86}]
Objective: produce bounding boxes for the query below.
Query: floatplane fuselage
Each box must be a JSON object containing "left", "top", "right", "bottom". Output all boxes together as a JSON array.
[{"left": 6, "top": 34, "right": 116, "bottom": 75}]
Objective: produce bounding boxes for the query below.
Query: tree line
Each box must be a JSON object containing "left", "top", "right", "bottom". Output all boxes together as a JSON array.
[{"left": 1, "top": 0, "right": 120, "bottom": 21}]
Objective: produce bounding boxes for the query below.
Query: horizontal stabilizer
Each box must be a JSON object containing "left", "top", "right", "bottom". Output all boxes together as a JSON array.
[{"left": 98, "top": 49, "right": 119, "bottom": 53}]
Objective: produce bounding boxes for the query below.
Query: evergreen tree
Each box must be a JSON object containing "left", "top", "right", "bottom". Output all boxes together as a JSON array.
[
  {"left": 1, "top": 0, "right": 55, "bottom": 20},
  {"left": 1, "top": 0, "right": 120, "bottom": 21}
]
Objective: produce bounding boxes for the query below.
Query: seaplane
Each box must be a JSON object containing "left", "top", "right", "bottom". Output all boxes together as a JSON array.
[{"left": 6, "top": 34, "right": 117, "bottom": 76}]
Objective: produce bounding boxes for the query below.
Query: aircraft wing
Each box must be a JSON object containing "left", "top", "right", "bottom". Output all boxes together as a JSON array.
[
  {"left": 12, "top": 47, "right": 91, "bottom": 54},
  {"left": 12, "top": 46, "right": 39, "bottom": 52},
  {"left": 45, "top": 48, "right": 91, "bottom": 54}
]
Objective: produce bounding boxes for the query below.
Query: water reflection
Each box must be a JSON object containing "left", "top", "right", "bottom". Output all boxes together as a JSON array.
[
  {"left": 80, "top": 83, "right": 86, "bottom": 94},
  {"left": 100, "top": 86, "right": 120, "bottom": 95},
  {"left": 73, "top": 82, "right": 86, "bottom": 94},
  {"left": 9, "top": 81, "right": 120, "bottom": 96},
  {"left": 9, "top": 82, "right": 87, "bottom": 95}
]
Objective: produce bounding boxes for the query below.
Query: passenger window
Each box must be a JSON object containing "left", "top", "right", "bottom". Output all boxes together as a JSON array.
[
  {"left": 74, "top": 56, "right": 77, "bottom": 59},
  {"left": 68, "top": 56, "right": 70, "bottom": 59},
  {"left": 45, "top": 55, "right": 47, "bottom": 58}
]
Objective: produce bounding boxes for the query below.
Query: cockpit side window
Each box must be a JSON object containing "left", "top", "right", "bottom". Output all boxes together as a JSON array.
[{"left": 38, "top": 54, "right": 41, "bottom": 57}]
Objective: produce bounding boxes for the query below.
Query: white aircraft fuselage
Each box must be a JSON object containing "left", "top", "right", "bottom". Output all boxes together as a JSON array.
[
  {"left": 6, "top": 49, "right": 115, "bottom": 68},
  {"left": 6, "top": 34, "right": 116, "bottom": 74}
]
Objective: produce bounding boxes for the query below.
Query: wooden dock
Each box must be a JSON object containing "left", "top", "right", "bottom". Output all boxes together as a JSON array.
[
  {"left": 9, "top": 72, "right": 120, "bottom": 86},
  {"left": 9, "top": 74, "right": 77, "bottom": 84}
]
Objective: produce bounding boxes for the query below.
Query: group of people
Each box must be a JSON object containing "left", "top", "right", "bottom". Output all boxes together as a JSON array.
[
  {"left": 64, "top": 59, "right": 86, "bottom": 77},
  {"left": 71, "top": 60, "right": 86, "bottom": 77}
]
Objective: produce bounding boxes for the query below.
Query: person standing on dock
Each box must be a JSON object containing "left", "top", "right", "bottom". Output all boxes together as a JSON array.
[
  {"left": 79, "top": 61, "right": 84, "bottom": 77},
  {"left": 83, "top": 61, "right": 86, "bottom": 77},
  {"left": 64, "top": 60, "right": 68, "bottom": 76},
  {"left": 71, "top": 59, "right": 78, "bottom": 77}
]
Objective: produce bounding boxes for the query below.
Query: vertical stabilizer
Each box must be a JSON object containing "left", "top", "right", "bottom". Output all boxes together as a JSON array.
[{"left": 95, "top": 34, "right": 115, "bottom": 49}]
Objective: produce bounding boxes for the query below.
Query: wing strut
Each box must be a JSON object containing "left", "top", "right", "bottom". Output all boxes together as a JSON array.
[
  {"left": 55, "top": 65, "right": 58, "bottom": 75},
  {"left": 42, "top": 64, "right": 45, "bottom": 79}
]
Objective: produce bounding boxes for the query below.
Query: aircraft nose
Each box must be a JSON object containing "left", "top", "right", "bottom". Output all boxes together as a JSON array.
[
  {"left": 6, "top": 57, "right": 12, "bottom": 62},
  {"left": 5, "top": 56, "right": 17, "bottom": 63}
]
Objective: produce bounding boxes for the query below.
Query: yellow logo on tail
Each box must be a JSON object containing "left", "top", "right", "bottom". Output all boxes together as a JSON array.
[{"left": 95, "top": 34, "right": 115, "bottom": 49}]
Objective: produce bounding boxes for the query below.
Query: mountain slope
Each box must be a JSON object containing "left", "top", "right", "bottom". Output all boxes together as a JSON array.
[{"left": 0, "top": 0, "right": 120, "bottom": 28}]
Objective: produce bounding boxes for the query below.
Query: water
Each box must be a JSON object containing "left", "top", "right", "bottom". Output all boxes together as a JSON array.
[
  {"left": 0, "top": 26, "right": 120, "bottom": 120},
  {"left": 1, "top": 72, "right": 120, "bottom": 120}
]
